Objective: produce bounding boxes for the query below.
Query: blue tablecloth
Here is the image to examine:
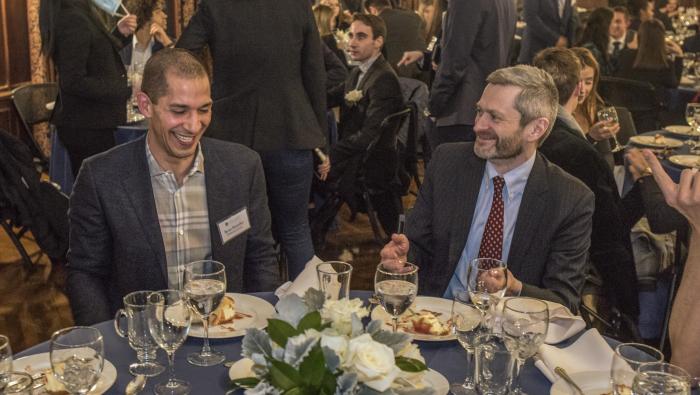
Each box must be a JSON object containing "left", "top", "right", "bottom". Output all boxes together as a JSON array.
[{"left": 17, "top": 291, "right": 600, "bottom": 394}]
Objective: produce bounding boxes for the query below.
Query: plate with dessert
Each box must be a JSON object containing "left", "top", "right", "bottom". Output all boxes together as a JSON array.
[
  {"left": 663, "top": 125, "right": 700, "bottom": 138},
  {"left": 629, "top": 134, "right": 684, "bottom": 148},
  {"left": 669, "top": 154, "right": 700, "bottom": 169},
  {"left": 13, "top": 352, "right": 117, "bottom": 394},
  {"left": 189, "top": 293, "right": 275, "bottom": 339},
  {"left": 371, "top": 296, "right": 455, "bottom": 341}
]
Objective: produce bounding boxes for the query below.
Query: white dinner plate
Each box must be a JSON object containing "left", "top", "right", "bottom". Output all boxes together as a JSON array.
[
  {"left": 229, "top": 358, "right": 449, "bottom": 395},
  {"left": 664, "top": 125, "right": 699, "bottom": 137},
  {"left": 550, "top": 371, "right": 612, "bottom": 395},
  {"left": 669, "top": 154, "right": 700, "bottom": 168},
  {"left": 13, "top": 352, "right": 117, "bottom": 394},
  {"left": 189, "top": 293, "right": 275, "bottom": 339},
  {"left": 371, "top": 296, "right": 455, "bottom": 341},
  {"left": 629, "top": 135, "right": 684, "bottom": 148}
]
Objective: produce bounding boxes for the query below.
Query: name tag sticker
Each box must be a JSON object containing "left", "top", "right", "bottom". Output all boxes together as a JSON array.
[{"left": 217, "top": 208, "right": 250, "bottom": 245}]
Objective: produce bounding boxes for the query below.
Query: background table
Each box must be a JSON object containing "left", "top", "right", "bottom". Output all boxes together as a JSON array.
[{"left": 17, "top": 291, "right": 586, "bottom": 394}]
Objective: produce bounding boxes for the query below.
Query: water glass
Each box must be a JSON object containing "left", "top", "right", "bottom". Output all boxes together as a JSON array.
[
  {"left": 597, "top": 106, "right": 623, "bottom": 152},
  {"left": 473, "top": 333, "right": 513, "bottom": 395},
  {"left": 317, "top": 261, "right": 353, "bottom": 300},
  {"left": 184, "top": 260, "right": 227, "bottom": 366},
  {"left": 686, "top": 103, "right": 700, "bottom": 134},
  {"left": 49, "top": 326, "right": 104, "bottom": 395},
  {"left": 374, "top": 262, "right": 418, "bottom": 332},
  {"left": 114, "top": 290, "right": 165, "bottom": 376},
  {"left": 2, "top": 372, "right": 33, "bottom": 394},
  {"left": 632, "top": 362, "right": 691, "bottom": 395},
  {"left": 0, "top": 334, "right": 12, "bottom": 385},
  {"left": 449, "top": 291, "right": 483, "bottom": 394},
  {"left": 466, "top": 258, "right": 507, "bottom": 315},
  {"left": 148, "top": 290, "right": 192, "bottom": 395},
  {"left": 610, "top": 343, "right": 664, "bottom": 395}
]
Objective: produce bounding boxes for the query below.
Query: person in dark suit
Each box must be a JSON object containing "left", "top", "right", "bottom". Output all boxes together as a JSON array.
[
  {"left": 609, "top": 7, "right": 638, "bottom": 72},
  {"left": 39, "top": 0, "right": 136, "bottom": 177},
  {"left": 66, "top": 49, "right": 280, "bottom": 326},
  {"left": 518, "top": 0, "right": 576, "bottom": 65},
  {"left": 177, "top": 0, "right": 327, "bottom": 279},
  {"left": 628, "top": 0, "right": 655, "bottom": 31},
  {"left": 119, "top": 0, "right": 172, "bottom": 69},
  {"left": 533, "top": 47, "right": 640, "bottom": 319},
  {"left": 365, "top": 0, "right": 426, "bottom": 78},
  {"left": 381, "top": 65, "right": 594, "bottom": 311}
]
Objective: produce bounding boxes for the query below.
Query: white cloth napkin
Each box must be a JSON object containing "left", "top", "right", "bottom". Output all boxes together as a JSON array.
[
  {"left": 535, "top": 328, "right": 615, "bottom": 383},
  {"left": 491, "top": 298, "right": 586, "bottom": 344},
  {"left": 274, "top": 256, "right": 324, "bottom": 298}
]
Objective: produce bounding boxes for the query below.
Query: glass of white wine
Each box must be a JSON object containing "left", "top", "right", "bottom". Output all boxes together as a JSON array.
[
  {"left": 466, "top": 258, "right": 507, "bottom": 316},
  {"left": 49, "top": 326, "right": 104, "bottom": 395},
  {"left": 0, "top": 334, "right": 12, "bottom": 387},
  {"left": 450, "top": 291, "right": 483, "bottom": 394},
  {"left": 686, "top": 103, "right": 700, "bottom": 136},
  {"left": 184, "top": 260, "right": 227, "bottom": 366},
  {"left": 633, "top": 362, "right": 691, "bottom": 395},
  {"left": 374, "top": 262, "right": 418, "bottom": 332},
  {"left": 610, "top": 342, "right": 664, "bottom": 395},
  {"left": 597, "top": 106, "right": 623, "bottom": 152}
]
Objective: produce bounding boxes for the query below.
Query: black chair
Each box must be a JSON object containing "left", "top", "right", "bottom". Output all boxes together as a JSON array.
[
  {"left": 615, "top": 106, "right": 637, "bottom": 145},
  {"left": 11, "top": 83, "right": 58, "bottom": 169},
  {"left": 598, "top": 77, "right": 662, "bottom": 133}
]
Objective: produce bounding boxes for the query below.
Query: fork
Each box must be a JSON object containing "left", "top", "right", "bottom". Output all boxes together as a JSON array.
[{"left": 554, "top": 366, "right": 584, "bottom": 395}]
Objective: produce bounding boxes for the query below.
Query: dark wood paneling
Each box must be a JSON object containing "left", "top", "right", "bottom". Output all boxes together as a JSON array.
[
  {"left": 0, "top": 95, "right": 21, "bottom": 137},
  {"left": 0, "top": 0, "right": 8, "bottom": 90},
  {"left": 6, "top": 0, "right": 30, "bottom": 87}
]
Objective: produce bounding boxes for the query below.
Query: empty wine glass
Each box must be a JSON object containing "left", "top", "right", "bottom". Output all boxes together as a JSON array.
[
  {"left": 466, "top": 258, "right": 508, "bottom": 316},
  {"left": 148, "top": 290, "right": 192, "bottom": 395},
  {"left": 633, "top": 362, "right": 691, "bottom": 395},
  {"left": 450, "top": 291, "right": 484, "bottom": 394},
  {"left": 184, "top": 260, "right": 227, "bottom": 366},
  {"left": 0, "top": 334, "right": 12, "bottom": 387},
  {"left": 374, "top": 262, "right": 418, "bottom": 332},
  {"left": 611, "top": 343, "right": 664, "bottom": 395},
  {"left": 597, "top": 106, "right": 623, "bottom": 152},
  {"left": 49, "top": 326, "right": 104, "bottom": 395},
  {"left": 501, "top": 297, "right": 549, "bottom": 395}
]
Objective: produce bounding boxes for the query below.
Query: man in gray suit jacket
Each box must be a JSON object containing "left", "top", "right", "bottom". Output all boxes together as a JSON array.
[
  {"left": 66, "top": 49, "right": 280, "bottom": 326},
  {"left": 381, "top": 65, "right": 594, "bottom": 311}
]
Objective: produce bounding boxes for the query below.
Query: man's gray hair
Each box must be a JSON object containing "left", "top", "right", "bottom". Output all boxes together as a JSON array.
[{"left": 486, "top": 65, "right": 559, "bottom": 142}]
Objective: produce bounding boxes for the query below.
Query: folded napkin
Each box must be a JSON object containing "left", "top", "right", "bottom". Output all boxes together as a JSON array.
[
  {"left": 274, "top": 256, "right": 324, "bottom": 298},
  {"left": 491, "top": 298, "right": 586, "bottom": 344},
  {"left": 535, "top": 328, "right": 615, "bottom": 383}
]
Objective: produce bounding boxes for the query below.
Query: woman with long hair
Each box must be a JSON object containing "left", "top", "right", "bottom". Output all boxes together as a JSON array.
[
  {"left": 320, "top": 0, "right": 351, "bottom": 31},
  {"left": 572, "top": 47, "right": 619, "bottom": 168},
  {"left": 40, "top": 0, "right": 136, "bottom": 176},
  {"left": 313, "top": 4, "right": 347, "bottom": 65},
  {"left": 577, "top": 7, "right": 615, "bottom": 75}
]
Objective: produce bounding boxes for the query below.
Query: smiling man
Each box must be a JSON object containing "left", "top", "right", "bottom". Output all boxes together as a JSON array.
[
  {"left": 380, "top": 65, "right": 594, "bottom": 312},
  {"left": 66, "top": 49, "right": 280, "bottom": 325}
]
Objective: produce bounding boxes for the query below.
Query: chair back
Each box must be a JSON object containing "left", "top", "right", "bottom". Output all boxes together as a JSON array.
[
  {"left": 614, "top": 106, "right": 637, "bottom": 145},
  {"left": 12, "top": 83, "right": 58, "bottom": 127},
  {"left": 598, "top": 76, "right": 661, "bottom": 133}
]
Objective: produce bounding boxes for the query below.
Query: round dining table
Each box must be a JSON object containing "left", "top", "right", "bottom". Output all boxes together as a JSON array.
[{"left": 18, "top": 291, "right": 586, "bottom": 394}]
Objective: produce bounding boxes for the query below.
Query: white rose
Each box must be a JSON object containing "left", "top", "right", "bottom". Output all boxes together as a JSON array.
[
  {"left": 321, "top": 298, "right": 368, "bottom": 336},
  {"left": 320, "top": 333, "right": 348, "bottom": 364},
  {"left": 343, "top": 334, "right": 399, "bottom": 392},
  {"left": 344, "top": 89, "right": 364, "bottom": 104}
]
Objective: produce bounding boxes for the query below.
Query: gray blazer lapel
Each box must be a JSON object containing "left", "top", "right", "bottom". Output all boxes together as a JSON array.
[
  {"left": 120, "top": 137, "right": 168, "bottom": 280},
  {"left": 202, "top": 142, "right": 238, "bottom": 262},
  {"left": 507, "top": 154, "right": 548, "bottom": 274},
  {"left": 346, "top": 68, "right": 361, "bottom": 92}
]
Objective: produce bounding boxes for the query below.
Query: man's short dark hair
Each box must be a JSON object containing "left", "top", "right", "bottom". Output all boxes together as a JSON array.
[
  {"left": 364, "top": 0, "right": 392, "bottom": 12},
  {"left": 628, "top": 0, "right": 653, "bottom": 17},
  {"left": 352, "top": 13, "right": 387, "bottom": 41},
  {"left": 613, "top": 5, "right": 630, "bottom": 19},
  {"left": 532, "top": 48, "right": 581, "bottom": 106},
  {"left": 141, "top": 48, "right": 209, "bottom": 104}
]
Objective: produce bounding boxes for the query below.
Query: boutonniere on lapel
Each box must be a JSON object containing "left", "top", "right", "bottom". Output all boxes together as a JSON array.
[{"left": 345, "top": 89, "right": 364, "bottom": 106}]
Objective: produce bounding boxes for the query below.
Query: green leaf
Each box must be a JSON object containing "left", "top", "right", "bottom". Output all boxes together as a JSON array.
[
  {"left": 299, "top": 345, "right": 326, "bottom": 387},
  {"left": 395, "top": 356, "right": 428, "bottom": 372},
  {"left": 320, "top": 371, "right": 337, "bottom": 395},
  {"left": 297, "top": 311, "right": 323, "bottom": 332},
  {"left": 268, "top": 318, "right": 299, "bottom": 347},
  {"left": 283, "top": 387, "right": 303, "bottom": 395},
  {"left": 268, "top": 359, "right": 303, "bottom": 390},
  {"left": 230, "top": 377, "right": 260, "bottom": 389}
]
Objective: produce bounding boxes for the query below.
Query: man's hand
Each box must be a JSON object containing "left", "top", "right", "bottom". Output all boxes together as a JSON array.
[
  {"left": 150, "top": 23, "right": 173, "bottom": 47},
  {"left": 397, "top": 51, "right": 424, "bottom": 67},
  {"left": 316, "top": 158, "right": 331, "bottom": 181},
  {"left": 555, "top": 36, "right": 568, "bottom": 48},
  {"left": 626, "top": 148, "right": 653, "bottom": 182},
  {"left": 380, "top": 234, "right": 409, "bottom": 270},
  {"left": 644, "top": 149, "right": 700, "bottom": 231},
  {"left": 479, "top": 268, "right": 522, "bottom": 296},
  {"left": 588, "top": 120, "right": 620, "bottom": 141},
  {"left": 117, "top": 14, "right": 137, "bottom": 37}
]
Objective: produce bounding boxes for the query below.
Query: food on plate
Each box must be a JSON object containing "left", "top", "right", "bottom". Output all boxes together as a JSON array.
[
  {"left": 209, "top": 295, "right": 236, "bottom": 326},
  {"left": 43, "top": 369, "right": 69, "bottom": 395},
  {"left": 653, "top": 133, "right": 666, "bottom": 145},
  {"left": 408, "top": 310, "right": 450, "bottom": 336}
]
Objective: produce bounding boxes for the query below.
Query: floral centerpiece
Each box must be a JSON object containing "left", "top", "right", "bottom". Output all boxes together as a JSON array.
[{"left": 231, "top": 289, "right": 434, "bottom": 395}]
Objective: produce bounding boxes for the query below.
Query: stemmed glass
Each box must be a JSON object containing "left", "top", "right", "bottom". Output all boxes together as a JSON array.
[
  {"left": 501, "top": 297, "right": 549, "bottom": 395},
  {"left": 449, "top": 291, "right": 484, "bottom": 394},
  {"left": 610, "top": 343, "right": 664, "bottom": 395},
  {"left": 0, "top": 334, "right": 12, "bottom": 388},
  {"left": 374, "top": 262, "right": 419, "bottom": 332},
  {"left": 466, "top": 258, "right": 508, "bottom": 316},
  {"left": 632, "top": 362, "right": 691, "bottom": 395},
  {"left": 49, "top": 326, "right": 104, "bottom": 395},
  {"left": 597, "top": 106, "right": 623, "bottom": 152},
  {"left": 148, "top": 290, "right": 192, "bottom": 395},
  {"left": 183, "top": 260, "right": 227, "bottom": 366}
]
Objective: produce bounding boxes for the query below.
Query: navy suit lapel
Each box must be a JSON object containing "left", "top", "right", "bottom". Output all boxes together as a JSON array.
[{"left": 120, "top": 137, "right": 168, "bottom": 281}]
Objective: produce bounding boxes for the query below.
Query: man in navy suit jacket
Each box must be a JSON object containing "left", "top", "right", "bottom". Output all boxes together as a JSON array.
[{"left": 518, "top": 0, "right": 577, "bottom": 64}]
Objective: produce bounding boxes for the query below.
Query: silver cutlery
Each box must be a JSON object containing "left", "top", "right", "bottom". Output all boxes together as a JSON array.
[{"left": 554, "top": 366, "right": 584, "bottom": 395}]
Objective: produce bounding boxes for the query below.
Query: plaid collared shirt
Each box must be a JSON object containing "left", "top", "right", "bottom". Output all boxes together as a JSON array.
[{"left": 146, "top": 140, "right": 212, "bottom": 289}]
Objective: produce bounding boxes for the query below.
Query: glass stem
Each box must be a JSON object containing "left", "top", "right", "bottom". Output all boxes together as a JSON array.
[
  {"left": 392, "top": 316, "right": 399, "bottom": 332},
  {"left": 463, "top": 350, "right": 475, "bottom": 388},
  {"left": 511, "top": 358, "right": 523, "bottom": 392},
  {"left": 201, "top": 318, "right": 212, "bottom": 355},
  {"left": 167, "top": 351, "right": 176, "bottom": 386}
]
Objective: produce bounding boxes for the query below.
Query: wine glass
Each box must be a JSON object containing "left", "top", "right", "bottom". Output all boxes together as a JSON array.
[
  {"left": 450, "top": 291, "right": 484, "bottom": 394},
  {"left": 0, "top": 334, "right": 12, "bottom": 387},
  {"left": 610, "top": 343, "right": 664, "bottom": 395},
  {"left": 148, "top": 290, "right": 192, "bottom": 395},
  {"left": 466, "top": 258, "right": 508, "bottom": 316},
  {"left": 374, "top": 262, "right": 419, "bottom": 332},
  {"left": 501, "top": 297, "right": 549, "bottom": 395},
  {"left": 597, "top": 106, "right": 623, "bottom": 152},
  {"left": 183, "top": 260, "right": 227, "bottom": 366},
  {"left": 632, "top": 362, "right": 691, "bottom": 395},
  {"left": 49, "top": 326, "right": 104, "bottom": 395},
  {"left": 686, "top": 104, "right": 700, "bottom": 140}
]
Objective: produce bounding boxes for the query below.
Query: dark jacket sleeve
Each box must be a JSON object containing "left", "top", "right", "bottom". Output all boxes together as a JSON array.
[
  {"left": 175, "top": 0, "right": 211, "bottom": 53},
  {"left": 301, "top": 1, "right": 328, "bottom": 140},
  {"left": 323, "top": 42, "right": 348, "bottom": 104},
  {"left": 523, "top": 0, "right": 563, "bottom": 46}
]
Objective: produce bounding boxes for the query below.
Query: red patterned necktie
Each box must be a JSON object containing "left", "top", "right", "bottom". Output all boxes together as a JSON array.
[{"left": 478, "top": 176, "right": 505, "bottom": 261}]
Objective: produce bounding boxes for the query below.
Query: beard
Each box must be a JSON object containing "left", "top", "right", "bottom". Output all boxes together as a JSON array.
[{"left": 474, "top": 129, "right": 524, "bottom": 161}]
